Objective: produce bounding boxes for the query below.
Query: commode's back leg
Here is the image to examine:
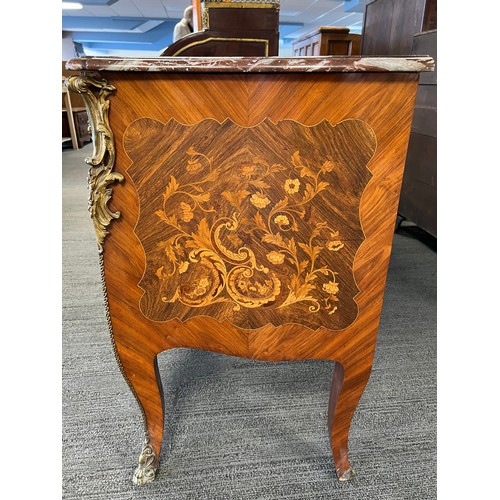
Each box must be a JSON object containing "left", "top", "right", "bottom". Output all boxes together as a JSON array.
[{"left": 328, "top": 355, "right": 374, "bottom": 481}]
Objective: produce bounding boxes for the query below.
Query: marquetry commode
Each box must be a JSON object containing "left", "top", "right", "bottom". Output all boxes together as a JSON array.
[{"left": 66, "top": 55, "right": 434, "bottom": 486}]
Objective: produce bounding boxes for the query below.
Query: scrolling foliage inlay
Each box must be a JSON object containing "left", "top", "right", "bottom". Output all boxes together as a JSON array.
[{"left": 124, "top": 118, "right": 375, "bottom": 330}]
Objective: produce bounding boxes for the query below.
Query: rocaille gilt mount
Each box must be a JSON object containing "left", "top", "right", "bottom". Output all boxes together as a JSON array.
[{"left": 65, "top": 73, "right": 124, "bottom": 253}]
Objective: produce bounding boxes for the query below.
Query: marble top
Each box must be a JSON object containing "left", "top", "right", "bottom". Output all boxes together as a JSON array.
[{"left": 66, "top": 56, "right": 434, "bottom": 73}]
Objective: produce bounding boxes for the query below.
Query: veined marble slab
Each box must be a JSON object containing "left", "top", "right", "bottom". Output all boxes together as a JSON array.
[{"left": 66, "top": 56, "right": 434, "bottom": 73}]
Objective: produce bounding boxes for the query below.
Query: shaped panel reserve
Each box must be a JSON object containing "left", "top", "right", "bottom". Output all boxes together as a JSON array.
[{"left": 124, "top": 118, "right": 376, "bottom": 330}]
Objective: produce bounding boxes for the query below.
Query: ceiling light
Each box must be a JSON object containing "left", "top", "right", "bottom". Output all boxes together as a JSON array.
[{"left": 62, "top": 2, "right": 83, "bottom": 9}]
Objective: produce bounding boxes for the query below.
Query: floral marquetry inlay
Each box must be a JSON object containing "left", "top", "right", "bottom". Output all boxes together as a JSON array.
[{"left": 124, "top": 118, "right": 376, "bottom": 330}]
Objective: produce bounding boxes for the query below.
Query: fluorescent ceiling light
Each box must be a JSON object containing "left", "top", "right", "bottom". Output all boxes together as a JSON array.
[{"left": 62, "top": 2, "right": 83, "bottom": 9}]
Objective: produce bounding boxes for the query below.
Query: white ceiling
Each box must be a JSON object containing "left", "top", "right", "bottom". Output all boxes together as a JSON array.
[{"left": 62, "top": 0, "right": 365, "bottom": 57}]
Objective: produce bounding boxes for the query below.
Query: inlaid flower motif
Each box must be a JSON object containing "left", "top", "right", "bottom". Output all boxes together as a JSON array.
[
  {"left": 178, "top": 261, "right": 189, "bottom": 274},
  {"left": 250, "top": 192, "right": 271, "bottom": 209},
  {"left": 284, "top": 178, "right": 300, "bottom": 194},
  {"left": 274, "top": 215, "right": 290, "bottom": 227},
  {"left": 237, "top": 279, "right": 248, "bottom": 293},
  {"left": 241, "top": 165, "right": 257, "bottom": 178},
  {"left": 179, "top": 202, "right": 194, "bottom": 222},
  {"left": 186, "top": 159, "right": 203, "bottom": 173},
  {"left": 326, "top": 240, "right": 344, "bottom": 252},
  {"left": 321, "top": 160, "right": 335, "bottom": 173},
  {"left": 198, "top": 278, "right": 210, "bottom": 288},
  {"left": 323, "top": 281, "right": 339, "bottom": 295},
  {"left": 267, "top": 251, "right": 285, "bottom": 265},
  {"left": 193, "top": 277, "right": 210, "bottom": 296}
]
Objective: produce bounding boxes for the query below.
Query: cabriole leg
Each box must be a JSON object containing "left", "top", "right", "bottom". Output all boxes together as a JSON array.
[
  {"left": 328, "top": 359, "right": 373, "bottom": 481},
  {"left": 113, "top": 348, "right": 165, "bottom": 486}
]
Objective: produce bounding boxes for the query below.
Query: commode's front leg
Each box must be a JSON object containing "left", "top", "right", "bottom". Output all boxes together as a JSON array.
[{"left": 113, "top": 346, "right": 165, "bottom": 485}]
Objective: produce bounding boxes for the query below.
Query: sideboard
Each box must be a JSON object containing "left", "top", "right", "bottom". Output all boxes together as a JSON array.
[{"left": 66, "top": 55, "right": 434, "bottom": 486}]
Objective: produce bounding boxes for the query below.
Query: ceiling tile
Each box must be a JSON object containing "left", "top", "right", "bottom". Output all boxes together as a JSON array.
[{"left": 133, "top": 0, "right": 169, "bottom": 17}]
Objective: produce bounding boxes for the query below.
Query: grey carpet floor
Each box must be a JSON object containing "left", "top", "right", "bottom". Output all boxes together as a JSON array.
[{"left": 62, "top": 143, "right": 437, "bottom": 499}]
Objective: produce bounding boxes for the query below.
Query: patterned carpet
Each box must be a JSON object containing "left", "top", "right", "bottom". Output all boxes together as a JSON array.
[{"left": 62, "top": 143, "right": 436, "bottom": 499}]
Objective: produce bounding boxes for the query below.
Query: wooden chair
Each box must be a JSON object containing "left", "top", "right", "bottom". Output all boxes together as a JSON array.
[{"left": 62, "top": 76, "right": 79, "bottom": 150}]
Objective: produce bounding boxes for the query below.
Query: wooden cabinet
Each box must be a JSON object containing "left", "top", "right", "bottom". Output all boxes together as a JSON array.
[
  {"left": 292, "top": 27, "right": 361, "bottom": 56},
  {"left": 398, "top": 30, "right": 437, "bottom": 236},
  {"left": 361, "top": 0, "right": 437, "bottom": 236},
  {"left": 361, "top": 0, "right": 430, "bottom": 55},
  {"left": 66, "top": 55, "right": 433, "bottom": 488}
]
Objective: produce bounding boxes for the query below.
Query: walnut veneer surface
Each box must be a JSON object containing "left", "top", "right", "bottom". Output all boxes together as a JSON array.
[{"left": 66, "top": 55, "right": 434, "bottom": 487}]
